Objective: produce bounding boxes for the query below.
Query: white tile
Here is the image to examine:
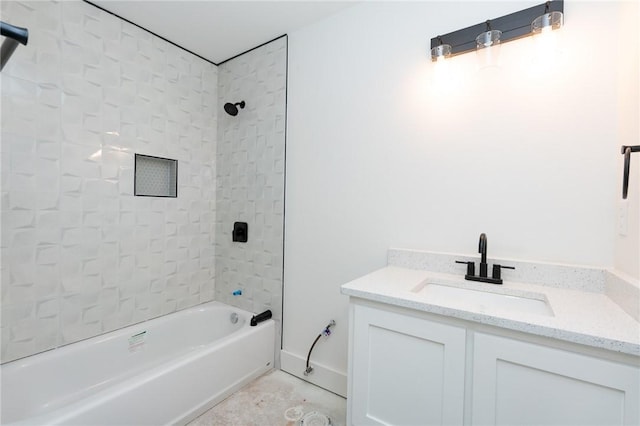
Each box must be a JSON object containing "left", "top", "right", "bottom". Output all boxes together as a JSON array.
[
  {"left": 36, "top": 191, "right": 59, "bottom": 210},
  {"left": 1, "top": 0, "right": 219, "bottom": 362},
  {"left": 33, "top": 264, "right": 59, "bottom": 299},
  {"left": 35, "top": 245, "right": 59, "bottom": 265},
  {"left": 2, "top": 210, "right": 35, "bottom": 230},
  {"left": 1, "top": 301, "right": 34, "bottom": 325},
  {"left": 36, "top": 298, "right": 59, "bottom": 319}
]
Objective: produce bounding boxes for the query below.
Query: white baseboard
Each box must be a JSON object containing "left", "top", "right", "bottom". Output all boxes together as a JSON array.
[{"left": 280, "top": 349, "right": 347, "bottom": 397}]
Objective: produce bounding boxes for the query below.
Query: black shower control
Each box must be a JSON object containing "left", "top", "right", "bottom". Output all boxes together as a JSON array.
[{"left": 232, "top": 222, "right": 248, "bottom": 242}]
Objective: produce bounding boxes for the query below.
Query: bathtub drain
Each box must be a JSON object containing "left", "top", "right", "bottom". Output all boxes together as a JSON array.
[
  {"left": 299, "top": 411, "right": 331, "bottom": 426},
  {"left": 284, "top": 406, "right": 304, "bottom": 422}
]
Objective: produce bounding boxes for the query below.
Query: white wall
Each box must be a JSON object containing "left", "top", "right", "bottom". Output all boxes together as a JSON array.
[
  {"left": 614, "top": 0, "right": 640, "bottom": 281},
  {"left": 283, "top": 0, "right": 639, "bottom": 394},
  {"left": 1, "top": 1, "right": 218, "bottom": 363}
]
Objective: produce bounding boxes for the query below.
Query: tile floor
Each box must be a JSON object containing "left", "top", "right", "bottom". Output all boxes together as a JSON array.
[{"left": 187, "top": 369, "right": 347, "bottom": 426}]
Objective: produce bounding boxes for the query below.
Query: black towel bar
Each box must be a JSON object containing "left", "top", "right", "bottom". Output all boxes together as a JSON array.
[{"left": 621, "top": 145, "right": 640, "bottom": 199}]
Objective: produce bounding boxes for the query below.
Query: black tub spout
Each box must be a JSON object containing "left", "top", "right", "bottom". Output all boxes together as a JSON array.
[{"left": 250, "top": 310, "right": 272, "bottom": 326}]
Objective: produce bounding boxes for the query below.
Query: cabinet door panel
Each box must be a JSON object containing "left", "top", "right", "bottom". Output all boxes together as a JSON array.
[
  {"left": 351, "top": 305, "right": 466, "bottom": 425},
  {"left": 472, "top": 333, "right": 639, "bottom": 426}
]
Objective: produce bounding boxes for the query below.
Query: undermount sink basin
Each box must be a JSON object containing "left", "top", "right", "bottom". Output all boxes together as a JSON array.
[{"left": 411, "top": 283, "right": 554, "bottom": 317}]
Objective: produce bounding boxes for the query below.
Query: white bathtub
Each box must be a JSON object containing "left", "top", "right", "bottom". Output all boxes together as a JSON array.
[{"left": 0, "top": 301, "right": 275, "bottom": 425}]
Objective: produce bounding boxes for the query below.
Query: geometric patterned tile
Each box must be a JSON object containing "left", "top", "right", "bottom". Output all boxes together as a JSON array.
[
  {"left": 215, "top": 36, "right": 287, "bottom": 367},
  {"left": 1, "top": 0, "right": 218, "bottom": 363}
]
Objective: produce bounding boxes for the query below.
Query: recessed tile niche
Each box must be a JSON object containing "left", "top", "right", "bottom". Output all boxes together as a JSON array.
[{"left": 134, "top": 154, "right": 178, "bottom": 198}]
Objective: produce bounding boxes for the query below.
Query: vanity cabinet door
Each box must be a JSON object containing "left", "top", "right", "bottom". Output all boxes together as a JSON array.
[
  {"left": 349, "top": 304, "right": 466, "bottom": 426},
  {"left": 472, "top": 332, "right": 640, "bottom": 426}
]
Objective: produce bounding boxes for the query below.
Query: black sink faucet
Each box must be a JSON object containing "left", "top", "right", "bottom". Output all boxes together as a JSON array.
[
  {"left": 478, "top": 233, "right": 488, "bottom": 277},
  {"left": 455, "top": 233, "right": 515, "bottom": 285}
]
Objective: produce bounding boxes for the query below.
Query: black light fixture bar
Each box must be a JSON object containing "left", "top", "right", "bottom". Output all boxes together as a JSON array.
[{"left": 430, "top": 0, "right": 563, "bottom": 57}]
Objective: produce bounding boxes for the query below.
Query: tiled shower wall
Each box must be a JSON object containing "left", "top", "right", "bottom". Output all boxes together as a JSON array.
[
  {"left": 1, "top": 1, "right": 218, "bottom": 363},
  {"left": 215, "top": 37, "right": 287, "bottom": 363}
]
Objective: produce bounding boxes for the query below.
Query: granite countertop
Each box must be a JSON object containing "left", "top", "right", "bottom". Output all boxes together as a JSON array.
[{"left": 341, "top": 266, "right": 640, "bottom": 356}]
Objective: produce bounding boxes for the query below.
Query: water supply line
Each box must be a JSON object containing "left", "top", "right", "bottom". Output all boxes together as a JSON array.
[{"left": 304, "top": 320, "right": 335, "bottom": 376}]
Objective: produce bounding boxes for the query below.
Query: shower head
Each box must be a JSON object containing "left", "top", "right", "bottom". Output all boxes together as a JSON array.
[{"left": 224, "top": 101, "right": 245, "bottom": 116}]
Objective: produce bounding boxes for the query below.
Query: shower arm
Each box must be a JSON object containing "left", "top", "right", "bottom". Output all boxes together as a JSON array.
[{"left": 1, "top": 21, "right": 29, "bottom": 71}]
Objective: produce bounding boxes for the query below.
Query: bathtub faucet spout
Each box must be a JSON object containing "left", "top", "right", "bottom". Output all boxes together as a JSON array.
[{"left": 250, "top": 310, "right": 272, "bottom": 326}]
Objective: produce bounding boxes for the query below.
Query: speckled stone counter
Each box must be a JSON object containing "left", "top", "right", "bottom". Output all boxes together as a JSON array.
[{"left": 341, "top": 250, "right": 640, "bottom": 357}]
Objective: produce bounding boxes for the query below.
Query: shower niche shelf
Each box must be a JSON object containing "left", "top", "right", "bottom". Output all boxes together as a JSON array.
[{"left": 134, "top": 154, "right": 178, "bottom": 198}]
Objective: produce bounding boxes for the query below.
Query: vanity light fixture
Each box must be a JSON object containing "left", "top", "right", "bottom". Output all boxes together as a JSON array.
[{"left": 429, "top": 0, "right": 564, "bottom": 61}]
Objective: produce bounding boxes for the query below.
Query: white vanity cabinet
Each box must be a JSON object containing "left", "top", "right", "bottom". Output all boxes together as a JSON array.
[
  {"left": 472, "top": 333, "right": 639, "bottom": 426},
  {"left": 347, "top": 300, "right": 640, "bottom": 426},
  {"left": 348, "top": 303, "right": 466, "bottom": 426}
]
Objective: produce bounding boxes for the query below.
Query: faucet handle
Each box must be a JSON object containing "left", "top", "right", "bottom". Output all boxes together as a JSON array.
[
  {"left": 455, "top": 260, "right": 475, "bottom": 276},
  {"left": 492, "top": 264, "right": 515, "bottom": 281}
]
